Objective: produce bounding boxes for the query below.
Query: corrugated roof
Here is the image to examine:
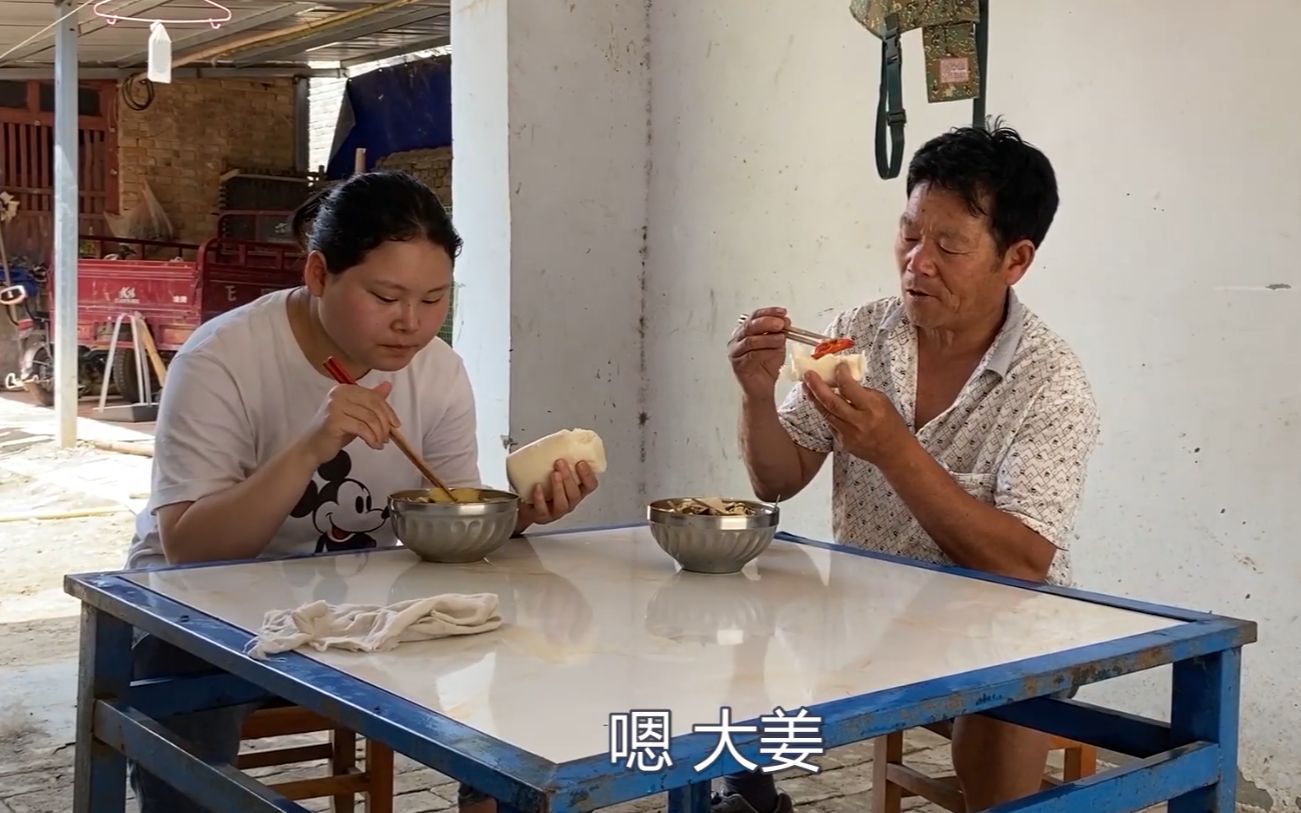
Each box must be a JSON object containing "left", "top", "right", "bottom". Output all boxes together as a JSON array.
[{"left": 0, "top": 0, "right": 450, "bottom": 77}]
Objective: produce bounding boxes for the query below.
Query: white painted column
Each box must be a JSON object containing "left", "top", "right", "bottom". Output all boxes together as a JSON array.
[
  {"left": 451, "top": 0, "right": 650, "bottom": 525},
  {"left": 449, "top": 0, "right": 512, "bottom": 490},
  {"left": 52, "top": 0, "right": 80, "bottom": 447}
]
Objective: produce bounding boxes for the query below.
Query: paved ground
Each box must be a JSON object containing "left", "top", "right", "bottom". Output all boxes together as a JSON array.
[{"left": 0, "top": 393, "right": 1115, "bottom": 813}]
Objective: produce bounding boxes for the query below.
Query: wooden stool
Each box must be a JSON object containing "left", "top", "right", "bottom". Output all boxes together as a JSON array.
[
  {"left": 238, "top": 704, "right": 395, "bottom": 813},
  {"left": 872, "top": 720, "right": 1096, "bottom": 813}
]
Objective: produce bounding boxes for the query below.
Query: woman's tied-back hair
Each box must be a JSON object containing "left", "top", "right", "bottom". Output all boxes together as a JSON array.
[
  {"left": 906, "top": 120, "right": 1059, "bottom": 255},
  {"left": 290, "top": 170, "right": 463, "bottom": 273}
]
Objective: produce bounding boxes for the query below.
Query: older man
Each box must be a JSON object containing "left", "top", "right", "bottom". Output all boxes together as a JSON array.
[{"left": 722, "top": 125, "right": 1101, "bottom": 813}]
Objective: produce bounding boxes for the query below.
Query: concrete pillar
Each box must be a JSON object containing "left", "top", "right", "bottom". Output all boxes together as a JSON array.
[{"left": 451, "top": 0, "right": 651, "bottom": 525}]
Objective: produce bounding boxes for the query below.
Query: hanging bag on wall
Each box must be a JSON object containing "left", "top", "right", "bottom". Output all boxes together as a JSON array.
[{"left": 849, "top": 0, "right": 991, "bottom": 179}]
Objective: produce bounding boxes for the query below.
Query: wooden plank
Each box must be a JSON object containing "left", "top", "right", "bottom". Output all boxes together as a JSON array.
[
  {"left": 872, "top": 734, "right": 905, "bottom": 813},
  {"left": 241, "top": 705, "right": 336, "bottom": 739},
  {"left": 237, "top": 744, "right": 333, "bottom": 770},
  {"left": 105, "top": 97, "right": 120, "bottom": 214},
  {"left": 883, "top": 765, "right": 965, "bottom": 813},
  {"left": 332, "top": 729, "right": 357, "bottom": 813},
  {"left": 269, "top": 774, "right": 369, "bottom": 801},
  {"left": 366, "top": 739, "right": 395, "bottom": 813},
  {"left": 37, "top": 122, "right": 48, "bottom": 210}
]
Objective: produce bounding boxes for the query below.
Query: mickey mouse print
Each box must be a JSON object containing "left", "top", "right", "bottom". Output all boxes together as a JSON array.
[{"left": 291, "top": 450, "right": 391, "bottom": 553}]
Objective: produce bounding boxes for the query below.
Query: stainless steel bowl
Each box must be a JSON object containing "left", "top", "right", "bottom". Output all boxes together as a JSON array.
[
  {"left": 646, "top": 498, "right": 780, "bottom": 574},
  {"left": 388, "top": 488, "right": 520, "bottom": 563}
]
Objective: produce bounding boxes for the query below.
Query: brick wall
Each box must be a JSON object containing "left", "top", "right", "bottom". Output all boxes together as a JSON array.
[
  {"left": 116, "top": 78, "right": 297, "bottom": 244},
  {"left": 376, "top": 147, "right": 452, "bottom": 209}
]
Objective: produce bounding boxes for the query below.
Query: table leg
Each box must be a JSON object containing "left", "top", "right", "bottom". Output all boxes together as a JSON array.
[
  {"left": 73, "top": 604, "right": 133, "bottom": 813},
  {"left": 667, "top": 780, "right": 712, "bottom": 813},
  {"left": 1170, "top": 647, "right": 1242, "bottom": 813}
]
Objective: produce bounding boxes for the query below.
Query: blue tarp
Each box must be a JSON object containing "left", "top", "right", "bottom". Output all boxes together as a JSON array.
[{"left": 325, "top": 55, "right": 452, "bottom": 179}]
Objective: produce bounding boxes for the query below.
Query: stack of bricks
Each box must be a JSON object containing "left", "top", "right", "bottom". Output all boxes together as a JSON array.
[
  {"left": 376, "top": 147, "right": 453, "bottom": 210},
  {"left": 115, "top": 78, "right": 298, "bottom": 245}
]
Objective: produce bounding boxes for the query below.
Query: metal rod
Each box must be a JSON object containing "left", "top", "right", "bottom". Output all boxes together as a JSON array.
[
  {"left": 97, "top": 314, "right": 127, "bottom": 413},
  {"left": 785, "top": 325, "right": 831, "bottom": 344},
  {"left": 784, "top": 332, "right": 822, "bottom": 348},
  {"left": 53, "top": 0, "right": 79, "bottom": 448},
  {"left": 735, "top": 314, "right": 831, "bottom": 347},
  {"left": 133, "top": 317, "right": 151, "bottom": 405}
]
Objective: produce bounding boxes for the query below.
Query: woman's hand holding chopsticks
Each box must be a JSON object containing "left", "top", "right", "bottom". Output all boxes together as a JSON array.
[
  {"left": 156, "top": 372, "right": 403, "bottom": 566},
  {"left": 302, "top": 379, "right": 403, "bottom": 466}
]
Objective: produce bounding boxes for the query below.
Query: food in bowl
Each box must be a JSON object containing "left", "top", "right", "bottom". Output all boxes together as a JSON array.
[
  {"left": 646, "top": 497, "right": 780, "bottom": 574},
  {"left": 661, "top": 497, "right": 760, "bottom": 516},
  {"left": 388, "top": 488, "right": 520, "bottom": 563},
  {"left": 402, "top": 486, "right": 515, "bottom": 504}
]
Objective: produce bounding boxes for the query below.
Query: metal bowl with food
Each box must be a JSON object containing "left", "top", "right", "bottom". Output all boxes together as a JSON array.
[
  {"left": 646, "top": 497, "right": 780, "bottom": 574},
  {"left": 388, "top": 487, "right": 520, "bottom": 563}
]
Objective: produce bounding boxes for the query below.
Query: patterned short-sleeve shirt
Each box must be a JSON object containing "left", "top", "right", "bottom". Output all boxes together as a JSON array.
[{"left": 777, "top": 290, "right": 1101, "bottom": 586}]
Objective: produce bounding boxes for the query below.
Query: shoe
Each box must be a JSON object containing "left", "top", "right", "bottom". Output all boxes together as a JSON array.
[{"left": 710, "top": 790, "right": 795, "bottom": 813}]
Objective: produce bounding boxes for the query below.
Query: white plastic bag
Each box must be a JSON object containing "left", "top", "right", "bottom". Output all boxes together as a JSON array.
[{"left": 147, "top": 22, "right": 172, "bottom": 84}]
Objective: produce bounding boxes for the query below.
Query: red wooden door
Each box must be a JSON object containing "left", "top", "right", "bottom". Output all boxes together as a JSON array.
[{"left": 0, "top": 79, "right": 118, "bottom": 263}]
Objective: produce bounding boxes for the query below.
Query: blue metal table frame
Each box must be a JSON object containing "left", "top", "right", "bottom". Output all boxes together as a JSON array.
[{"left": 63, "top": 524, "right": 1257, "bottom": 813}]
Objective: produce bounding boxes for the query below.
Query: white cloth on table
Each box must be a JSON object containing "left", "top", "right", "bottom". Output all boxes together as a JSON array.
[{"left": 245, "top": 593, "right": 502, "bottom": 659}]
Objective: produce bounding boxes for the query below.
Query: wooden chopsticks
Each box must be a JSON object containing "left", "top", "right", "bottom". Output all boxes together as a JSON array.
[{"left": 320, "top": 356, "right": 462, "bottom": 502}]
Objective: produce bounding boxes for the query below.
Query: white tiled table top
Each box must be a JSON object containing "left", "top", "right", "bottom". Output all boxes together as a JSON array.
[{"left": 125, "top": 526, "right": 1178, "bottom": 764}]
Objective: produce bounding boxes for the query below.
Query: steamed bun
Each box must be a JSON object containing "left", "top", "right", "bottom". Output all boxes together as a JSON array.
[{"left": 784, "top": 349, "right": 866, "bottom": 385}]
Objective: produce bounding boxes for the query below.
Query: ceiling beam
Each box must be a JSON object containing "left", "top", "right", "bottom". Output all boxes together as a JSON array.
[
  {"left": 0, "top": 0, "right": 169, "bottom": 63},
  {"left": 169, "top": 0, "right": 430, "bottom": 72},
  {"left": 228, "top": 5, "right": 448, "bottom": 65},
  {"left": 339, "top": 36, "right": 447, "bottom": 68},
  {"left": 115, "top": 3, "right": 312, "bottom": 67},
  {"left": 0, "top": 64, "right": 344, "bottom": 79},
  {"left": 303, "top": 1, "right": 409, "bottom": 5}
]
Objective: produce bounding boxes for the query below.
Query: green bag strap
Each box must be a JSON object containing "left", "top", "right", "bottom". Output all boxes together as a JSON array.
[
  {"left": 874, "top": 11, "right": 906, "bottom": 179},
  {"left": 874, "top": 1, "right": 991, "bottom": 177},
  {"left": 972, "top": 0, "right": 989, "bottom": 130}
]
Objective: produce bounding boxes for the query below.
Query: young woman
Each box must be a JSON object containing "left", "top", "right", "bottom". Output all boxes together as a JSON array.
[{"left": 125, "top": 170, "right": 599, "bottom": 812}]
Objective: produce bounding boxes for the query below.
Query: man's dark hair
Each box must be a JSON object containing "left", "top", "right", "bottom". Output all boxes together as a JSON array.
[{"left": 906, "top": 122, "right": 1059, "bottom": 254}]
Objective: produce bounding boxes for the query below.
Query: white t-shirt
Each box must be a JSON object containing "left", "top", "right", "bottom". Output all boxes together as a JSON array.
[{"left": 126, "top": 288, "right": 482, "bottom": 570}]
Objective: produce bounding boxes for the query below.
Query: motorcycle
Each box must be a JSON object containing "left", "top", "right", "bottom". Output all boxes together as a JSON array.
[{"left": 3, "top": 259, "right": 99, "bottom": 406}]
